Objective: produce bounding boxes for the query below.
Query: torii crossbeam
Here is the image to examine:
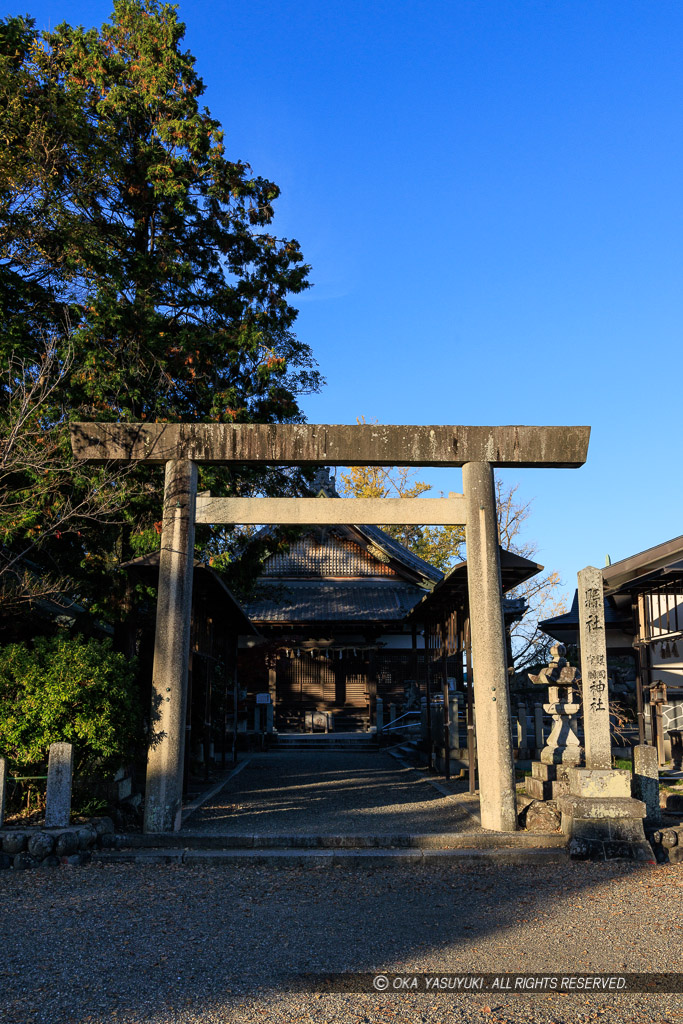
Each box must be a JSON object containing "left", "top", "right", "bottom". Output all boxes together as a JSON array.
[{"left": 71, "top": 422, "right": 590, "bottom": 834}]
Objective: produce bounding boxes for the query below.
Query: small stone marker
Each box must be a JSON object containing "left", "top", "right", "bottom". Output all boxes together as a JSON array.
[
  {"left": 448, "top": 694, "right": 459, "bottom": 750},
  {"left": 534, "top": 703, "right": 544, "bottom": 754},
  {"left": 632, "top": 744, "right": 661, "bottom": 823},
  {"left": 44, "top": 742, "right": 74, "bottom": 828},
  {"left": 312, "top": 711, "right": 328, "bottom": 732},
  {"left": 517, "top": 704, "right": 528, "bottom": 757},
  {"left": 0, "top": 756, "right": 6, "bottom": 828},
  {"left": 577, "top": 566, "right": 612, "bottom": 770},
  {"left": 376, "top": 698, "right": 384, "bottom": 733}
]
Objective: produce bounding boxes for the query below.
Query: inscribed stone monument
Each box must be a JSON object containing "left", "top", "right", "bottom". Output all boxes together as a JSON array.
[
  {"left": 557, "top": 567, "right": 651, "bottom": 861},
  {"left": 577, "top": 566, "right": 612, "bottom": 770}
]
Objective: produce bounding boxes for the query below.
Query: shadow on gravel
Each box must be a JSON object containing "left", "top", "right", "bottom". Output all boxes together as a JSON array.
[{"left": 0, "top": 849, "right": 673, "bottom": 1023}]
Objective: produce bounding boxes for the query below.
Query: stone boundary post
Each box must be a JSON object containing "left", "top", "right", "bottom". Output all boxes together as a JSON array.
[
  {"left": 448, "top": 694, "right": 459, "bottom": 751},
  {"left": 517, "top": 704, "right": 528, "bottom": 758},
  {"left": 534, "top": 703, "right": 544, "bottom": 754},
  {"left": 632, "top": 744, "right": 661, "bottom": 823},
  {"left": 44, "top": 742, "right": 73, "bottom": 828}
]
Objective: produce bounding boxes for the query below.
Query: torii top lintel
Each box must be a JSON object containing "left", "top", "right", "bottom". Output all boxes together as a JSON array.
[{"left": 69, "top": 422, "right": 590, "bottom": 468}]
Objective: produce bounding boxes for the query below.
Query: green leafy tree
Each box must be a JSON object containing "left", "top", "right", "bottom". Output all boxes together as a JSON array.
[
  {"left": 0, "top": 4, "right": 322, "bottom": 621},
  {"left": 0, "top": 635, "right": 141, "bottom": 773}
]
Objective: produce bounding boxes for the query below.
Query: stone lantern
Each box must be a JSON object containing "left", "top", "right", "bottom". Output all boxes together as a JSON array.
[{"left": 526, "top": 643, "right": 583, "bottom": 800}]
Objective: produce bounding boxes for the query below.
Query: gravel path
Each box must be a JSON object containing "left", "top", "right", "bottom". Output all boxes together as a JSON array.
[
  {"left": 184, "top": 750, "right": 483, "bottom": 834},
  {"left": 1, "top": 860, "right": 682, "bottom": 1024}
]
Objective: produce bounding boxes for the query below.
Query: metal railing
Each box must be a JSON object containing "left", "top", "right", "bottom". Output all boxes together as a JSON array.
[{"left": 378, "top": 710, "right": 422, "bottom": 734}]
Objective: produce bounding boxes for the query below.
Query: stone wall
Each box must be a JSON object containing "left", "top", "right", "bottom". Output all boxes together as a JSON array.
[{"left": 0, "top": 817, "right": 115, "bottom": 869}]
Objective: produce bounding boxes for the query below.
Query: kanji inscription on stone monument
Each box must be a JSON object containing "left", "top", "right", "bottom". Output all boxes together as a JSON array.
[{"left": 577, "top": 565, "right": 612, "bottom": 770}]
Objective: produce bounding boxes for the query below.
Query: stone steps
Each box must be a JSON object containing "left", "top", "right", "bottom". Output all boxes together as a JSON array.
[
  {"left": 393, "top": 741, "right": 419, "bottom": 758},
  {"left": 273, "top": 732, "right": 378, "bottom": 750}
]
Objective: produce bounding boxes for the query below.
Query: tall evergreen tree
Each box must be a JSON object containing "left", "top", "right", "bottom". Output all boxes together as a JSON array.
[{"left": 0, "top": 3, "right": 322, "bottom": 620}]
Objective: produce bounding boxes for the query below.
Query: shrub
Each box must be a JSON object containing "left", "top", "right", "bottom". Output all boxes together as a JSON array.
[{"left": 0, "top": 635, "right": 141, "bottom": 775}]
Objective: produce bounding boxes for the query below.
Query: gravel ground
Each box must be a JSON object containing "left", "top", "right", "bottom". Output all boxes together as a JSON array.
[
  {"left": 1, "top": 859, "right": 682, "bottom": 1024},
  {"left": 185, "top": 750, "right": 483, "bottom": 834}
]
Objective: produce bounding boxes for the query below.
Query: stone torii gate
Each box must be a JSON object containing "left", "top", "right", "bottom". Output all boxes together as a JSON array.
[{"left": 70, "top": 422, "right": 590, "bottom": 835}]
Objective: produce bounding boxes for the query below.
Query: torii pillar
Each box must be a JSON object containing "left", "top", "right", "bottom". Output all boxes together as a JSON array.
[
  {"left": 144, "top": 459, "right": 197, "bottom": 832},
  {"left": 70, "top": 422, "right": 590, "bottom": 834},
  {"left": 463, "top": 461, "right": 517, "bottom": 830}
]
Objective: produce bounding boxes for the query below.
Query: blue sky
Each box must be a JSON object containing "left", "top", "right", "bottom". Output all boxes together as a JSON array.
[{"left": 21, "top": 0, "right": 683, "bottom": 598}]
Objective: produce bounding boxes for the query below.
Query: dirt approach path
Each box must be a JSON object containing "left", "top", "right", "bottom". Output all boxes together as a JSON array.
[{"left": 183, "top": 749, "right": 484, "bottom": 835}]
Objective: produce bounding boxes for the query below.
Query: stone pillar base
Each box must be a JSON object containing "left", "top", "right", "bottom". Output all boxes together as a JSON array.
[
  {"left": 632, "top": 744, "right": 661, "bottom": 824},
  {"left": 557, "top": 768, "right": 654, "bottom": 862},
  {"left": 526, "top": 761, "right": 570, "bottom": 801},
  {"left": 432, "top": 747, "right": 470, "bottom": 776}
]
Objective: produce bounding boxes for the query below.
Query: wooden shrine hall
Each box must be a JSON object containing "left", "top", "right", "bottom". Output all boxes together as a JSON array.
[
  {"left": 238, "top": 473, "right": 543, "bottom": 736},
  {"left": 238, "top": 471, "right": 441, "bottom": 732}
]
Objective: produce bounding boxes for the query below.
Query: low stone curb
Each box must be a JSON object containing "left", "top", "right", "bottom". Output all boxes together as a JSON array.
[
  {"left": 181, "top": 757, "right": 252, "bottom": 825},
  {"left": 103, "top": 831, "right": 569, "bottom": 850},
  {"left": 93, "top": 846, "right": 570, "bottom": 868},
  {"left": 386, "top": 747, "right": 481, "bottom": 811}
]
